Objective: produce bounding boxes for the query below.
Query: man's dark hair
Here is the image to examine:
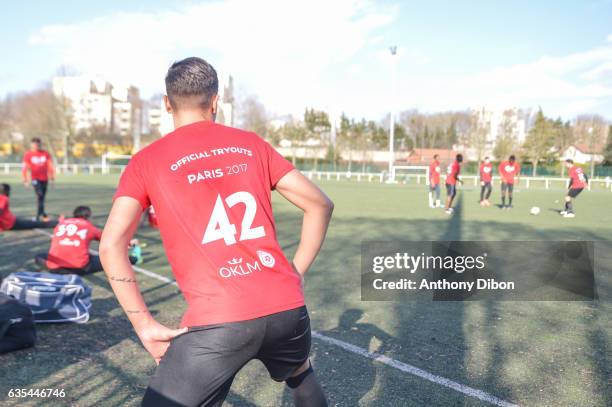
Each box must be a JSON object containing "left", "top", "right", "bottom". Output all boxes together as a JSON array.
[
  {"left": 433, "top": 154, "right": 439, "bottom": 160},
  {"left": 1, "top": 183, "right": 10, "bottom": 196},
  {"left": 456, "top": 154, "right": 463, "bottom": 162},
  {"left": 165, "top": 57, "right": 218, "bottom": 110},
  {"left": 31, "top": 137, "right": 41, "bottom": 144},
  {"left": 509, "top": 155, "right": 516, "bottom": 162},
  {"left": 73, "top": 206, "right": 92, "bottom": 220},
  {"left": 565, "top": 159, "right": 574, "bottom": 164}
]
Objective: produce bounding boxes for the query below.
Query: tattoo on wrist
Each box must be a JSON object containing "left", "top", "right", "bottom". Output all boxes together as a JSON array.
[
  {"left": 125, "top": 309, "right": 149, "bottom": 314},
  {"left": 110, "top": 276, "right": 137, "bottom": 283}
]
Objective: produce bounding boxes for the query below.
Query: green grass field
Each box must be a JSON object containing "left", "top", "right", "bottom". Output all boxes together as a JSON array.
[{"left": 0, "top": 174, "right": 610, "bottom": 407}]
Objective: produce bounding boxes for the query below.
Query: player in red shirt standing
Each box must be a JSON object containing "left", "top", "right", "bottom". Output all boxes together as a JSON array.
[
  {"left": 100, "top": 58, "right": 332, "bottom": 407},
  {"left": 479, "top": 157, "right": 493, "bottom": 206},
  {"left": 22, "top": 138, "right": 55, "bottom": 221},
  {"left": 0, "top": 184, "right": 56, "bottom": 232},
  {"left": 428, "top": 154, "right": 441, "bottom": 208},
  {"left": 560, "top": 159, "right": 588, "bottom": 218},
  {"left": 444, "top": 154, "right": 463, "bottom": 215},
  {"left": 498, "top": 155, "right": 520, "bottom": 209}
]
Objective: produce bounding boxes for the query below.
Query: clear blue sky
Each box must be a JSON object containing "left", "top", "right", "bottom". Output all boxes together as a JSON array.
[{"left": 1, "top": 0, "right": 611, "bottom": 120}]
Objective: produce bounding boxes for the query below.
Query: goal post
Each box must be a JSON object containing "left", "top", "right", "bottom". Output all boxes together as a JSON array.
[
  {"left": 101, "top": 153, "right": 132, "bottom": 174},
  {"left": 390, "top": 165, "right": 430, "bottom": 185}
]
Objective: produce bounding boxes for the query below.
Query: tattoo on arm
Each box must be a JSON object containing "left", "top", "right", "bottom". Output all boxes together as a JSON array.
[
  {"left": 125, "top": 309, "right": 149, "bottom": 314},
  {"left": 110, "top": 276, "right": 138, "bottom": 283}
]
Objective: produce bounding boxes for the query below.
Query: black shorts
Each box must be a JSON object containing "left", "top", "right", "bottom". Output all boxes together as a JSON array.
[
  {"left": 445, "top": 183, "right": 456, "bottom": 197},
  {"left": 143, "top": 306, "right": 311, "bottom": 407},
  {"left": 501, "top": 182, "right": 514, "bottom": 193},
  {"left": 568, "top": 188, "right": 583, "bottom": 198}
]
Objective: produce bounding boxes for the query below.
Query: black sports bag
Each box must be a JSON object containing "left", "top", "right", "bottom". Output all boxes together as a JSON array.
[{"left": 0, "top": 292, "right": 36, "bottom": 354}]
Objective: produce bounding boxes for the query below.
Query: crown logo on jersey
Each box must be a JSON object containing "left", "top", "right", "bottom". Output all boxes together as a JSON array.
[{"left": 228, "top": 257, "right": 243, "bottom": 265}]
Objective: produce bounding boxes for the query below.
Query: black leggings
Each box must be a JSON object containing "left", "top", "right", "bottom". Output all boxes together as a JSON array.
[
  {"left": 11, "top": 218, "right": 57, "bottom": 230},
  {"left": 32, "top": 180, "right": 48, "bottom": 219},
  {"left": 35, "top": 253, "right": 137, "bottom": 275},
  {"left": 480, "top": 182, "right": 492, "bottom": 200}
]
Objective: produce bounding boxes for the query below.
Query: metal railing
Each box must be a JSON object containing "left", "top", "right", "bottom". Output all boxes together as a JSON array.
[
  {"left": 3, "top": 163, "right": 611, "bottom": 191},
  {"left": 1, "top": 163, "right": 126, "bottom": 175}
]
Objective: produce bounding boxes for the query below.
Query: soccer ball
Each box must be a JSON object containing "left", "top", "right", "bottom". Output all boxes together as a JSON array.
[{"left": 530, "top": 206, "right": 540, "bottom": 215}]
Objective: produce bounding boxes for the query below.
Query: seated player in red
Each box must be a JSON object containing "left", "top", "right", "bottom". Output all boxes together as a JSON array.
[
  {"left": 35, "top": 205, "right": 136, "bottom": 275},
  {"left": 560, "top": 159, "right": 587, "bottom": 218},
  {"left": 479, "top": 156, "right": 493, "bottom": 206},
  {"left": 0, "top": 183, "right": 57, "bottom": 232}
]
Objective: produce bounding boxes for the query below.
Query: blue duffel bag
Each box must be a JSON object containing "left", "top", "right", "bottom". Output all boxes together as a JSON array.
[{"left": 0, "top": 272, "right": 92, "bottom": 324}]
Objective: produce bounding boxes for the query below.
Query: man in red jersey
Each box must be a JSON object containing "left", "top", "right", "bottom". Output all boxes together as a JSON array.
[
  {"left": 428, "top": 154, "right": 441, "bottom": 208},
  {"left": 100, "top": 58, "right": 332, "bottom": 407},
  {"left": 498, "top": 155, "right": 520, "bottom": 209},
  {"left": 0, "top": 184, "right": 56, "bottom": 232},
  {"left": 479, "top": 156, "right": 493, "bottom": 206},
  {"left": 22, "top": 138, "right": 55, "bottom": 221},
  {"left": 560, "top": 159, "right": 588, "bottom": 218},
  {"left": 444, "top": 154, "right": 463, "bottom": 215},
  {"left": 35, "top": 206, "right": 136, "bottom": 274}
]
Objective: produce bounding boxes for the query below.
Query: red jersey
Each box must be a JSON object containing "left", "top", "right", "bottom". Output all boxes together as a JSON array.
[
  {"left": 114, "top": 120, "right": 303, "bottom": 327},
  {"left": 499, "top": 161, "right": 520, "bottom": 184},
  {"left": 480, "top": 162, "right": 493, "bottom": 182},
  {"left": 446, "top": 160, "right": 461, "bottom": 185},
  {"left": 429, "top": 160, "right": 441, "bottom": 185},
  {"left": 23, "top": 150, "right": 53, "bottom": 181},
  {"left": 148, "top": 206, "right": 159, "bottom": 228},
  {"left": 0, "top": 195, "right": 17, "bottom": 231},
  {"left": 46, "top": 218, "right": 102, "bottom": 269},
  {"left": 569, "top": 165, "right": 587, "bottom": 189}
]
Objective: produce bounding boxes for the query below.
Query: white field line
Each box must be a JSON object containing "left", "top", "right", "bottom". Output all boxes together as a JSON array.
[
  {"left": 311, "top": 331, "right": 519, "bottom": 407},
  {"left": 32, "top": 229, "right": 517, "bottom": 406}
]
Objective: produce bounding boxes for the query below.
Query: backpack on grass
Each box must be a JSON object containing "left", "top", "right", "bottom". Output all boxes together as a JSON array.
[
  {"left": 0, "top": 292, "right": 36, "bottom": 353},
  {"left": 0, "top": 272, "right": 92, "bottom": 324}
]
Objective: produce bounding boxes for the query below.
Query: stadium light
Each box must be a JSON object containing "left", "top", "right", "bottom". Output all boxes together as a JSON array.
[
  {"left": 588, "top": 125, "right": 595, "bottom": 179},
  {"left": 388, "top": 45, "right": 398, "bottom": 182}
]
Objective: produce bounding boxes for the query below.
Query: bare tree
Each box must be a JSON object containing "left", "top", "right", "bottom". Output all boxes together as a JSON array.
[
  {"left": 469, "top": 111, "right": 488, "bottom": 161},
  {"left": 494, "top": 109, "right": 517, "bottom": 160},
  {"left": 236, "top": 95, "right": 269, "bottom": 137},
  {"left": 573, "top": 115, "right": 607, "bottom": 177},
  {"left": 11, "top": 86, "right": 70, "bottom": 162}
]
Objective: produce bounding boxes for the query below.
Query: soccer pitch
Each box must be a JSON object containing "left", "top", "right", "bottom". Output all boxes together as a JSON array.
[{"left": 0, "top": 174, "right": 610, "bottom": 407}]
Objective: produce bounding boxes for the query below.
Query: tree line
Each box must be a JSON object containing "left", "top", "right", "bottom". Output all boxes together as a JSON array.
[
  {"left": 237, "top": 95, "right": 612, "bottom": 174},
  {"left": 1, "top": 84, "right": 611, "bottom": 173}
]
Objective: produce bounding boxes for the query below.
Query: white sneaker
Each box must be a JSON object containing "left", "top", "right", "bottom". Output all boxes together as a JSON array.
[
  {"left": 559, "top": 211, "right": 567, "bottom": 216},
  {"left": 563, "top": 213, "right": 575, "bottom": 218},
  {"left": 445, "top": 208, "right": 453, "bottom": 215}
]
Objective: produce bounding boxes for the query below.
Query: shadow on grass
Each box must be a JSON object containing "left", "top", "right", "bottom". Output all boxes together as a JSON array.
[{"left": 2, "top": 187, "right": 611, "bottom": 406}]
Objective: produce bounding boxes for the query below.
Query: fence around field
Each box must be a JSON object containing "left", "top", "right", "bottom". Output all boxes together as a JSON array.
[
  {"left": 303, "top": 170, "right": 612, "bottom": 191},
  {"left": 2, "top": 163, "right": 612, "bottom": 191},
  {"left": 1, "top": 162, "right": 126, "bottom": 176}
]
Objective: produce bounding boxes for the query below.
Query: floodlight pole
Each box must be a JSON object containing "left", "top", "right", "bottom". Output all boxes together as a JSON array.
[
  {"left": 388, "top": 46, "right": 397, "bottom": 182},
  {"left": 588, "top": 124, "right": 594, "bottom": 179}
]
